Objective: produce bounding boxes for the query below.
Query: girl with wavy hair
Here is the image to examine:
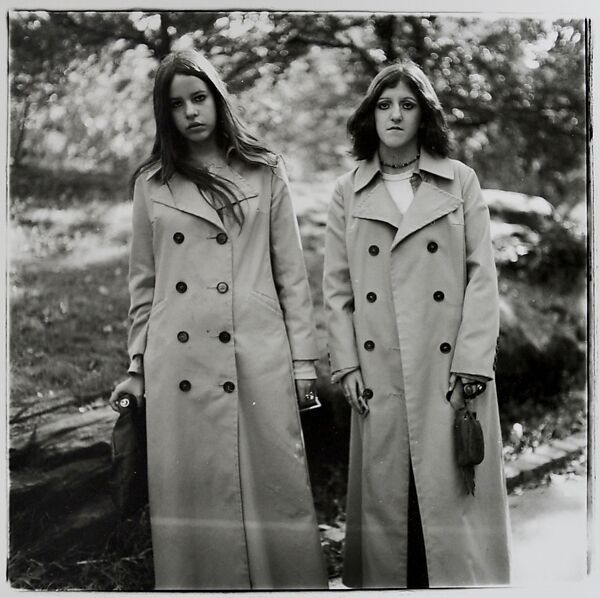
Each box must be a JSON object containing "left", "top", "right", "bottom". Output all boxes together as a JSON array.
[{"left": 324, "top": 61, "right": 510, "bottom": 589}]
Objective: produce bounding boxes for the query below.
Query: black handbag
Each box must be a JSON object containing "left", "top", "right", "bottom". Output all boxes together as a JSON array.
[
  {"left": 110, "top": 394, "right": 149, "bottom": 518},
  {"left": 453, "top": 406, "right": 485, "bottom": 496}
]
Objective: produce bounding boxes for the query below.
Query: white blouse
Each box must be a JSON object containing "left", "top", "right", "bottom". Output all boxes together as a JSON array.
[{"left": 381, "top": 170, "right": 414, "bottom": 215}]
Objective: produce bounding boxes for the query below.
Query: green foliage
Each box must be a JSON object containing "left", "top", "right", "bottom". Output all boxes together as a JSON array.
[
  {"left": 9, "top": 12, "right": 586, "bottom": 210},
  {"left": 522, "top": 222, "right": 587, "bottom": 291},
  {"left": 494, "top": 272, "right": 586, "bottom": 419},
  {"left": 10, "top": 164, "right": 129, "bottom": 209}
]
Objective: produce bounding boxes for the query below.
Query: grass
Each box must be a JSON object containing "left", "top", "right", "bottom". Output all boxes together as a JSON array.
[
  {"left": 7, "top": 171, "right": 587, "bottom": 590},
  {"left": 9, "top": 509, "right": 154, "bottom": 591}
]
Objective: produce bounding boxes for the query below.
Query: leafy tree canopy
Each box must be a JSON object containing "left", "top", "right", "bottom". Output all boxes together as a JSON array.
[{"left": 9, "top": 11, "right": 586, "bottom": 208}]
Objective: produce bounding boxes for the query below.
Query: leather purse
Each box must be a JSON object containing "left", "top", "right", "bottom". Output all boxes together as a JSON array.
[
  {"left": 453, "top": 406, "right": 485, "bottom": 496},
  {"left": 109, "top": 394, "right": 148, "bottom": 518}
]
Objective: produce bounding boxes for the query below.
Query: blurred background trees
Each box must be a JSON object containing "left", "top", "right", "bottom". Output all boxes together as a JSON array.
[{"left": 10, "top": 11, "right": 586, "bottom": 211}]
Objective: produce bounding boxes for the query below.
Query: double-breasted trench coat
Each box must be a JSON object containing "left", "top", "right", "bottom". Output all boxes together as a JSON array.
[
  {"left": 127, "top": 156, "right": 327, "bottom": 590},
  {"left": 323, "top": 151, "right": 511, "bottom": 588}
]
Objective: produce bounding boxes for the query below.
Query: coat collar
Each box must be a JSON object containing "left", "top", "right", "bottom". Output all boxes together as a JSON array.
[
  {"left": 350, "top": 176, "right": 403, "bottom": 230},
  {"left": 146, "top": 159, "right": 258, "bottom": 232},
  {"left": 391, "top": 181, "right": 462, "bottom": 249},
  {"left": 351, "top": 151, "right": 462, "bottom": 248},
  {"left": 353, "top": 149, "right": 455, "bottom": 193}
]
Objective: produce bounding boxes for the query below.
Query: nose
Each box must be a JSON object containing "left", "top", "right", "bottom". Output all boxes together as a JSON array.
[
  {"left": 184, "top": 101, "right": 198, "bottom": 119},
  {"left": 390, "top": 104, "right": 403, "bottom": 121}
]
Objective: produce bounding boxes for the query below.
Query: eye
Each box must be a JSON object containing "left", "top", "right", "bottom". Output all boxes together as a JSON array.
[
  {"left": 193, "top": 94, "right": 207, "bottom": 103},
  {"left": 402, "top": 101, "right": 417, "bottom": 110},
  {"left": 377, "top": 101, "right": 390, "bottom": 110},
  {"left": 170, "top": 100, "right": 182, "bottom": 110}
]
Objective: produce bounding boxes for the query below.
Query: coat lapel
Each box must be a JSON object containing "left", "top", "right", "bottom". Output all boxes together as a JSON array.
[
  {"left": 391, "top": 180, "right": 462, "bottom": 250},
  {"left": 149, "top": 167, "right": 258, "bottom": 232},
  {"left": 351, "top": 178, "right": 402, "bottom": 230}
]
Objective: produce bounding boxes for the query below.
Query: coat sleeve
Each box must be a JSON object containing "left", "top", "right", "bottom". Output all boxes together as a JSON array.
[
  {"left": 323, "top": 177, "right": 360, "bottom": 381},
  {"left": 269, "top": 158, "right": 319, "bottom": 361},
  {"left": 450, "top": 167, "right": 499, "bottom": 379},
  {"left": 127, "top": 176, "right": 156, "bottom": 362}
]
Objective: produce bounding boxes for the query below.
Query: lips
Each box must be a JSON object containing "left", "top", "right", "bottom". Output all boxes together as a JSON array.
[{"left": 187, "top": 123, "right": 205, "bottom": 130}]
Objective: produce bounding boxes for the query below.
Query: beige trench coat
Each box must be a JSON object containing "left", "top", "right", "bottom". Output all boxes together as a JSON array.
[
  {"left": 323, "top": 152, "right": 511, "bottom": 588},
  {"left": 128, "top": 157, "right": 327, "bottom": 590}
]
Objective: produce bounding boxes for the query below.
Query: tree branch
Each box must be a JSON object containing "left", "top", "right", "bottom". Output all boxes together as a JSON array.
[{"left": 286, "top": 32, "right": 380, "bottom": 73}]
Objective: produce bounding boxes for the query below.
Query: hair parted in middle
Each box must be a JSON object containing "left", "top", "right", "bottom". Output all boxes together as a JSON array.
[
  {"left": 133, "top": 49, "right": 276, "bottom": 226},
  {"left": 347, "top": 61, "right": 452, "bottom": 161}
]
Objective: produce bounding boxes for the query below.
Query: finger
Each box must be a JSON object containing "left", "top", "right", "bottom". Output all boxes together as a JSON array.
[
  {"left": 357, "top": 396, "right": 369, "bottom": 415},
  {"left": 449, "top": 385, "right": 465, "bottom": 410},
  {"left": 109, "top": 391, "right": 121, "bottom": 412},
  {"left": 344, "top": 384, "right": 358, "bottom": 410},
  {"left": 448, "top": 372, "right": 457, "bottom": 392},
  {"left": 348, "top": 388, "right": 367, "bottom": 416},
  {"left": 350, "top": 396, "right": 365, "bottom": 416},
  {"left": 355, "top": 374, "right": 365, "bottom": 397},
  {"left": 342, "top": 384, "right": 352, "bottom": 402}
]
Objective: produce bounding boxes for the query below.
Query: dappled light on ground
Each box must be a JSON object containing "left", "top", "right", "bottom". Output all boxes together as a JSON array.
[{"left": 10, "top": 201, "right": 132, "bottom": 272}]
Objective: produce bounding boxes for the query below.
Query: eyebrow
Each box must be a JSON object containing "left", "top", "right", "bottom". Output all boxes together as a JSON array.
[
  {"left": 378, "top": 95, "right": 417, "bottom": 101},
  {"left": 168, "top": 90, "right": 206, "bottom": 101}
]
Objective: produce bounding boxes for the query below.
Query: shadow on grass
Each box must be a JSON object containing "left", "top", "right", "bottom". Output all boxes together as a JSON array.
[{"left": 9, "top": 508, "right": 154, "bottom": 591}]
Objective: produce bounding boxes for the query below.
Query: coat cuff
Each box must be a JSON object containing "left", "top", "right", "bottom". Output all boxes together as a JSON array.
[
  {"left": 331, "top": 365, "right": 360, "bottom": 385},
  {"left": 293, "top": 359, "right": 317, "bottom": 380},
  {"left": 453, "top": 371, "right": 492, "bottom": 383},
  {"left": 127, "top": 354, "right": 144, "bottom": 376}
]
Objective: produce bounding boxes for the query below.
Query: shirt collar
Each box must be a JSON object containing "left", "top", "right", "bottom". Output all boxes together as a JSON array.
[{"left": 353, "top": 149, "right": 455, "bottom": 192}]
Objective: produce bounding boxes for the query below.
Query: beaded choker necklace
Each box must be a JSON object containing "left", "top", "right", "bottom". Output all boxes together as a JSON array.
[{"left": 379, "top": 153, "right": 420, "bottom": 169}]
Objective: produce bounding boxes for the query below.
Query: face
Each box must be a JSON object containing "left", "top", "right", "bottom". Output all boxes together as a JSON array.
[
  {"left": 169, "top": 74, "right": 218, "bottom": 146},
  {"left": 374, "top": 79, "right": 422, "bottom": 153}
]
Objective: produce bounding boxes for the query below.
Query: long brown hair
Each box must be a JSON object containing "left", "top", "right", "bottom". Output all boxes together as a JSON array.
[
  {"left": 348, "top": 61, "right": 452, "bottom": 160},
  {"left": 132, "top": 50, "right": 276, "bottom": 226}
]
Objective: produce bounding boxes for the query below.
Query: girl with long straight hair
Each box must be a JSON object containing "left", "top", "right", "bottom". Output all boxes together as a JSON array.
[{"left": 109, "top": 50, "right": 327, "bottom": 591}]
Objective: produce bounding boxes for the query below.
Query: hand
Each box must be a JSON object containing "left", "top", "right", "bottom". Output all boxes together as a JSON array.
[
  {"left": 341, "top": 369, "right": 369, "bottom": 417},
  {"left": 296, "top": 379, "right": 317, "bottom": 410},
  {"left": 109, "top": 375, "right": 145, "bottom": 412},
  {"left": 447, "top": 373, "right": 466, "bottom": 411}
]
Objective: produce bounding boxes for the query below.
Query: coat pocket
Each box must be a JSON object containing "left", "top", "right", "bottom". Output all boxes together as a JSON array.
[{"left": 250, "top": 290, "right": 283, "bottom": 316}]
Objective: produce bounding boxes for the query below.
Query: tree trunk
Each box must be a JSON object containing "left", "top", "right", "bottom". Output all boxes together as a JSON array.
[{"left": 12, "top": 97, "right": 30, "bottom": 168}]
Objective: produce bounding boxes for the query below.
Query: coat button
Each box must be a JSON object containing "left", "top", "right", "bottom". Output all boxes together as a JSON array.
[
  {"left": 364, "top": 340, "right": 375, "bottom": 351},
  {"left": 223, "top": 381, "right": 235, "bottom": 393},
  {"left": 177, "top": 331, "right": 189, "bottom": 343},
  {"left": 219, "top": 331, "right": 231, "bottom": 343},
  {"left": 440, "top": 342, "right": 452, "bottom": 354},
  {"left": 366, "top": 292, "right": 377, "bottom": 303},
  {"left": 179, "top": 380, "right": 191, "bottom": 392},
  {"left": 433, "top": 290, "right": 445, "bottom": 302},
  {"left": 176, "top": 281, "right": 187, "bottom": 293},
  {"left": 173, "top": 232, "right": 184, "bottom": 244},
  {"left": 216, "top": 282, "right": 229, "bottom": 294},
  {"left": 216, "top": 232, "right": 228, "bottom": 245},
  {"left": 427, "top": 241, "right": 438, "bottom": 253},
  {"left": 362, "top": 388, "right": 373, "bottom": 400},
  {"left": 368, "top": 245, "right": 380, "bottom": 256}
]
